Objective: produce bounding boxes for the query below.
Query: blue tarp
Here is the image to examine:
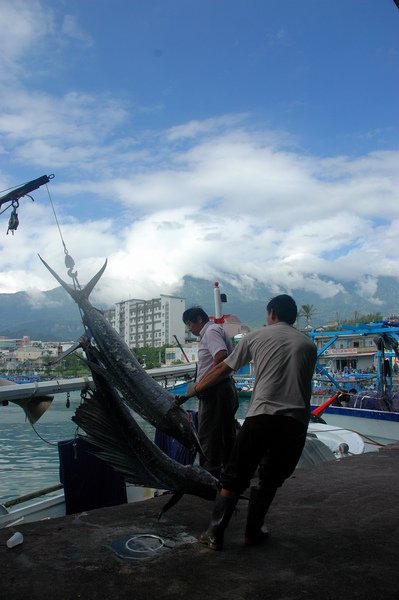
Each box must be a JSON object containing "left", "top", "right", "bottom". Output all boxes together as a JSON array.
[{"left": 154, "top": 410, "right": 198, "bottom": 465}]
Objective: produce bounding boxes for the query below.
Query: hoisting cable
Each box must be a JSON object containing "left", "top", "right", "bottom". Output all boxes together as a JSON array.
[
  {"left": 29, "top": 421, "right": 59, "bottom": 446},
  {"left": 44, "top": 182, "right": 84, "bottom": 326},
  {"left": 43, "top": 180, "right": 90, "bottom": 445}
]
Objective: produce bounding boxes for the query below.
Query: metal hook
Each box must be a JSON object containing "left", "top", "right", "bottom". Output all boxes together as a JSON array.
[
  {"left": 64, "top": 250, "right": 78, "bottom": 281},
  {"left": 7, "top": 204, "right": 19, "bottom": 235}
]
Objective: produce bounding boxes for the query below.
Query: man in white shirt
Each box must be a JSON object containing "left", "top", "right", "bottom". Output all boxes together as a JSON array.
[{"left": 182, "top": 307, "right": 239, "bottom": 478}]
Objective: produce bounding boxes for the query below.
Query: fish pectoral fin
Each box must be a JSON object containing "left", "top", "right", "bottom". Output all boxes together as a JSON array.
[
  {"left": 47, "top": 339, "right": 83, "bottom": 366},
  {"left": 86, "top": 359, "right": 108, "bottom": 378}
]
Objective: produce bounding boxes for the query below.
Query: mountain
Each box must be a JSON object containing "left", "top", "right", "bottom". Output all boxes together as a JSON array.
[
  {"left": 179, "top": 275, "right": 399, "bottom": 329},
  {"left": 0, "top": 286, "right": 84, "bottom": 340},
  {"left": 0, "top": 275, "right": 398, "bottom": 341}
]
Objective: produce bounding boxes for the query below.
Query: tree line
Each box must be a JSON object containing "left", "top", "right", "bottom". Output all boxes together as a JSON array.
[{"left": 298, "top": 303, "right": 388, "bottom": 329}]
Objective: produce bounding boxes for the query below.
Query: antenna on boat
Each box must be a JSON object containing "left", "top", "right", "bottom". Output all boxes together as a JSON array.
[{"left": 0, "top": 174, "right": 54, "bottom": 234}]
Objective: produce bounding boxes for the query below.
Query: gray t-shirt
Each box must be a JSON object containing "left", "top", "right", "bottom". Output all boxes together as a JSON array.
[
  {"left": 197, "top": 321, "right": 233, "bottom": 381},
  {"left": 225, "top": 322, "right": 317, "bottom": 424}
]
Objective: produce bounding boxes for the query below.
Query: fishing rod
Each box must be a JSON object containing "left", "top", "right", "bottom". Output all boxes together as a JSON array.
[
  {"left": 173, "top": 335, "right": 190, "bottom": 363},
  {"left": 0, "top": 174, "right": 54, "bottom": 234}
]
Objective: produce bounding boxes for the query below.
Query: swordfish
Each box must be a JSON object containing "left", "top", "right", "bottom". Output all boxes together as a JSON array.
[
  {"left": 38, "top": 256, "right": 202, "bottom": 454},
  {"left": 72, "top": 351, "right": 217, "bottom": 507}
]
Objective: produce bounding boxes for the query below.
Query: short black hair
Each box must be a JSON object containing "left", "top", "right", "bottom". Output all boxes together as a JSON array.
[
  {"left": 266, "top": 294, "right": 297, "bottom": 325},
  {"left": 182, "top": 306, "right": 209, "bottom": 324}
]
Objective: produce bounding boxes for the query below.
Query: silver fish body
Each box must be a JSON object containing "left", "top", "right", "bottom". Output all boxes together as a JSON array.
[
  {"left": 38, "top": 256, "right": 201, "bottom": 454},
  {"left": 73, "top": 359, "right": 217, "bottom": 502}
]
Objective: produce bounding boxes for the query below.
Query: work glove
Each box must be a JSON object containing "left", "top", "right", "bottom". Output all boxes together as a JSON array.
[{"left": 174, "top": 395, "right": 189, "bottom": 406}]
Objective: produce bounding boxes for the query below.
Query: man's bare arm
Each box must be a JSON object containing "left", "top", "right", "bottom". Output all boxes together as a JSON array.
[
  {"left": 213, "top": 349, "right": 228, "bottom": 366},
  {"left": 189, "top": 361, "right": 233, "bottom": 397}
]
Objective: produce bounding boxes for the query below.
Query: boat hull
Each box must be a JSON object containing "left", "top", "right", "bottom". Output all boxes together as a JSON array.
[
  {"left": 237, "top": 390, "right": 252, "bottom": 398},
  {"left": 0, "top": 484, "right": 153, "bottom": 529},
  {"left": 311, "top": 404, "right": 399, "bottom": 445}
]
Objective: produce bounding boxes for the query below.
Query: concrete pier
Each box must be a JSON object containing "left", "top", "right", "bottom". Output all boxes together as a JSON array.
[{"left": 1, "top": 444, "right": 399, "bottom": 600}]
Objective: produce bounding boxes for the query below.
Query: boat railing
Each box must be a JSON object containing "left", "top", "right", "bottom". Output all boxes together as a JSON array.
[{"left": 1, "top": 483, "right": 64, "bottom": 511}]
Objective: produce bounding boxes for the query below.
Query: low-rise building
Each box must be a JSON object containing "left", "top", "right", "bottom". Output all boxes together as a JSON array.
[
  {"left": 221, "top": 314, "right": 251, "bottom": 339},
  {"left": 165, "top": 343, "right": 199, "bottom": 366},
  {"left": 0, "top": 338, "right": 75, "bottom": 374},
  {"left": 311, "top": 330, "right": 381, "bottom": 372}
]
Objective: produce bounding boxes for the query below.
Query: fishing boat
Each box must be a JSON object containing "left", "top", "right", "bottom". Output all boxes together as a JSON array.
[
  {"left": 310, "top": 398, "right": 399, "bottom": 445},
  {"left": 0, "top": 481, "right": 153, "bottom": 529},
  {"left": 308, "top": 322, "right": 399, "bottom": 445}
]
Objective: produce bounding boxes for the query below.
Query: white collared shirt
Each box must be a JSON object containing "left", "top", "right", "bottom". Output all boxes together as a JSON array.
[{"left": 197, "top": 321, "right": 233, "bottom": 381}]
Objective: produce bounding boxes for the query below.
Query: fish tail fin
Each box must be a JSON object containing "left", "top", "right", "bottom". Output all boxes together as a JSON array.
[
  {"left": 83, "top": 260, "right": 108, "bottom": 298},
  {"left": 38, "top": 255, "right": 107, "bottom": 302}
]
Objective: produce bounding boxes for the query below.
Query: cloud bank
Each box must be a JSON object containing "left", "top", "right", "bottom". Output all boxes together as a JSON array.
[{"left": 0, "top": 0, "right": 398, "bottom": 311}]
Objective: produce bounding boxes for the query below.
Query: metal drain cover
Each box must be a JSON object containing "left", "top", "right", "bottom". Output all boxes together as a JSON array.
[{"left": 110, "top": 533, "right": 171, "bottom": 561}]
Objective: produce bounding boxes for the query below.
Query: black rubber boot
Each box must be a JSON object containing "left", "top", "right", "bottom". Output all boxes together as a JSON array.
[
  {"left": 199, "top": 493, "right": 238, "bottom": 551},
  {"left": 244, "top": 485, "right": 277, "bottom": 546}
]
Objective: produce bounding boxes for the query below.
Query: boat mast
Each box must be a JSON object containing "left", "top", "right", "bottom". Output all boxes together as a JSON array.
[{"left": 213, "top": 281, "right": 225, "bottom": 324}]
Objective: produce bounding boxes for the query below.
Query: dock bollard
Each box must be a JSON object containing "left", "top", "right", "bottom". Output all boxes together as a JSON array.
[{"left": 6, "top": 531, "right": 23, "bottom": 548}]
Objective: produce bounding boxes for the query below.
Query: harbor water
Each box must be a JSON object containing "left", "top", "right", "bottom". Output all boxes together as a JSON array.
[
  {"left": 0, "top": 391, "right": 83, "bottom": 504},
  {"left": 0, "top": 391, "right": 252, "bottom": 504}
]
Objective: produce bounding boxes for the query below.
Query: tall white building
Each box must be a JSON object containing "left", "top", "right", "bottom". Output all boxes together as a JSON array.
[{"left": 104, "top": 294, "right": 186, "bottom": 349}]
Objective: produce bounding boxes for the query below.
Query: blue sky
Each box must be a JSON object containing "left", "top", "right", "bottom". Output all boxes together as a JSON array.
[{"left": 0, "top": 0, "right": 398, "bottom": 309}]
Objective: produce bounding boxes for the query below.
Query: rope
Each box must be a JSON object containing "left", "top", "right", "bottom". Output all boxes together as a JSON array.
[
  {"left": 29, "top": 421, "right": 59, "bottom": 446},
  {"left": 45, "top": 182, "right": 84, "bottom": 323},
  {"left": 45, "top": 183, "right": 68, "bottom": 256},
  {"left": 311, "top": 424, "right": 385, "bottom": 447}
]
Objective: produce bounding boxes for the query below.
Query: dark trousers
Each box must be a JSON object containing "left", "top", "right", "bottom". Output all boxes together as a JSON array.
[
  {"left": 221, "top": 414, "right": 307, "bottom": 493},
  {"left": 197, "top": 378, "right": 239, "bottom": 477}
]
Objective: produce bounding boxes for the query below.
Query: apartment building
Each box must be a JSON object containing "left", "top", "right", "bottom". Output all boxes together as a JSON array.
[{"left": 104, "top": 294, "right": 186, "bottom": 349}]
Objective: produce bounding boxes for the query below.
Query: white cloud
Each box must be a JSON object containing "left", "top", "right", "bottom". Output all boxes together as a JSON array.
[
  {"left": 1, "top": 127, "right": 398, "bottom": 306},
  {"left": 0, "top": 0, "right": 398, "bottom": 310},
  {"left": 355, "top": 276, "right": 383, "bottom": 306},
  {"left": 0, "top": 0, "right": 53, "bottom": 74}
]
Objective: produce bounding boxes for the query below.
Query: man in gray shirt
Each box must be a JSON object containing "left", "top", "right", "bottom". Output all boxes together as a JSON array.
[{"left": 185, "top": 295, "right": 317, "bottom": 551}]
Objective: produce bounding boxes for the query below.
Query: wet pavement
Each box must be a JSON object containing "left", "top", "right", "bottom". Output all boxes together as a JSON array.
[{"left": 1, "top": 444, "right": 399, "bottom": 600}]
